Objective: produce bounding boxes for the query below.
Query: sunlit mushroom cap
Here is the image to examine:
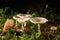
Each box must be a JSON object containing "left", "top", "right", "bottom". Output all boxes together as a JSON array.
[
  {"left": 13, "top": 16, "right": 29, "bottom": 23},
  {"left": 50, "top": 26, "right": 57, "bottom": 30},
  {"left": 3, "top": 19, "right": 14, "bottom": 32},
  {"left": 13, "top": 16, "right": 24, "bottom": 23},
  {"left": 30, "top": 17, "right": 48, "bottom": 24},
  {"left": 13, "top": 16, "right": 20, "bottom": 20},
  {"left": 17, "top": 13, "right": 32, "bottom": 21},
  {"left": 17, "top": 13, "right": 31, "bottom": 18}
]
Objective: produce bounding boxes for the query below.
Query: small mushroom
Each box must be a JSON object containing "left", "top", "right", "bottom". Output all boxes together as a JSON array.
[
  {"left": 50, "top": 26, "right": 57, "bottom": 33},
  {"left": 50, "top": 26, "right": 57, "bottom": 30},
  {"left": 30, "top": 17, "right": 48, "bottom": 33},
  {"left": 3, "top": 19, "right": 14, "bottom": 32}
]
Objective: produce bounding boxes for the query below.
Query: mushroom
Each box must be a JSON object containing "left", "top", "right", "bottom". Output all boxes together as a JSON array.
[
  {"left": 30, "top": 17, "right": 48, "bottom": 33},
  {"left": 13, "top": 15, "right": 31, "bottom": 31},
  {"left": 3, "top": 19, "right": 14, "bottom": 32},
  {"left": 50, "top": 26, "right": 57, "bottom": 33},
  {"left": 17, "top": 13, "right": 32, "bottom": 27},
  {"left": 50, "top": 26, "right": 57, "bottom": 30},
  {"left": 13, "top": 13, "right": 32, "bottom": 32},
  {"left": 13, "top": 16, "right": 24, "bottom": 30}
]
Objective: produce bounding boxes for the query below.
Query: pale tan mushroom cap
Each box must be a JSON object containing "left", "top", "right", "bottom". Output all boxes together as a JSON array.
[
  {"left": 17, "top": 13, "right": 31, "bottom": 21},
  {"left": 30, "top": 17, "right": 48, "bottom": 24},
  {"left": 17, "top": 29, "right": 23, "bottom": 32},
  {"left": 17, "top": 13, "right": 31, "bottom": 17},
  {"left": 3, "top": 19, "right": 14, "bottom": 32},
  {"left": 50, "top": 26, "right": 57, "bottom": 30},
  {"left": 13, "top": 16, "right": 28, "bottom": 23},
  {"left": 13, "top": 16, "right": 20, "bottom": 20}
]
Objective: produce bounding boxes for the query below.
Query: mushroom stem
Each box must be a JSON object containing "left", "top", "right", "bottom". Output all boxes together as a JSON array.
[
  {"left": 24, "top": 22, "right": 27, "bottom": 27},
  {"left": 21, "top": 23, "right": 24, "bottom": 30},
  {"left": 38, "top": 24, "right": 41, "bottom": 33}
]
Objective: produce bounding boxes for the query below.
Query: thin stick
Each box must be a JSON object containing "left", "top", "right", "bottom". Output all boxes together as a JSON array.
[{"left": 38, "top": 24, "right": 40, "bottom": 33}]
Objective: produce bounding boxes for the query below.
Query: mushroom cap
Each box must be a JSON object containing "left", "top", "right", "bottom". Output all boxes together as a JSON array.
[
  {"left": 30, "top": 17, "right": 48, "bottom": 24},
  {"left": 13, "top": 16, "right": 29, "bottom": 23},
  {"left": 50, "top": 26, "right": 57, "bottom": 30},
  {"left": 13, "top": 16, "right": 24, "bottom": 23},
  {"left": 3, "top": 19, "right": 14, "bottom": 32},
  {"left": 17, "top": 13, "right": 32, "bottom": 21},
  {"left": 17, "top": 29, "right": 23, "bottom": 32},
  {"left": 17, "top": 13, "right": 31, "bottom": 18},
  {"left": 13, "top": 16, "right": 20, "bottom": 20}
]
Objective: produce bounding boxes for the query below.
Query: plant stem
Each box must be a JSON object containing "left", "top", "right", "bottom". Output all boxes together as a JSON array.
[{"left": 15, "top": 21, "right": 17, "bottom": 27}]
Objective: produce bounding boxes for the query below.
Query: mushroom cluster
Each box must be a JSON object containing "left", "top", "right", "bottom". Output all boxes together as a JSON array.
[
  {"left": 13, "top": 13, "right": 32, "bottom": 31},
  {"left": 13, "top": 13, "right": 48, "bottom": 33},
  {"left": 3, "top": 13, "right": 48, "bottom": 33}
]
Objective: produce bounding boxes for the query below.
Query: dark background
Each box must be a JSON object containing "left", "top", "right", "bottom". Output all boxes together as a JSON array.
[{"left": 0, "top": 0, "right": 60, "bottom": 13}]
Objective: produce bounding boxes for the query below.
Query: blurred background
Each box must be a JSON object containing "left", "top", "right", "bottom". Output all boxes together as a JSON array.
[{"left": 0, "top": 0, "right": 60, "bottom": 13}]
